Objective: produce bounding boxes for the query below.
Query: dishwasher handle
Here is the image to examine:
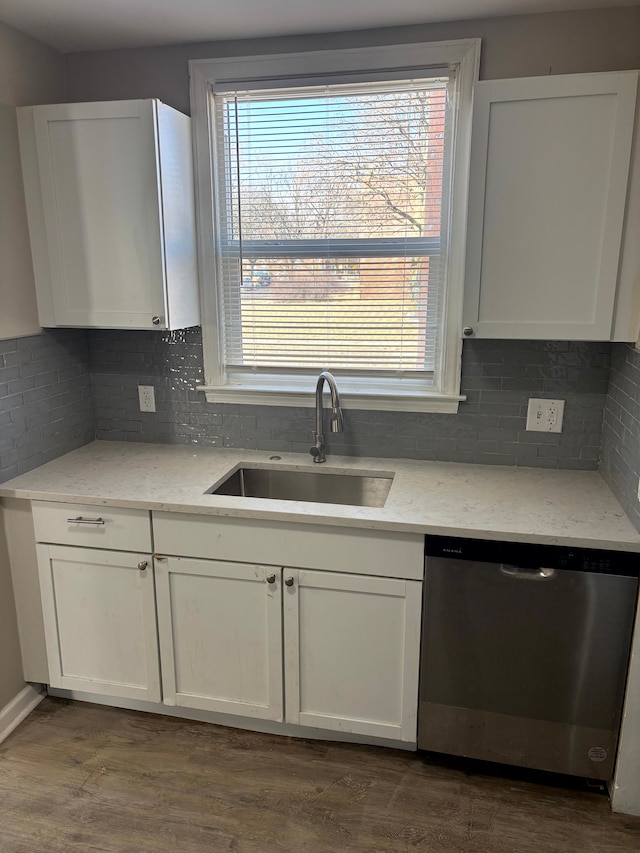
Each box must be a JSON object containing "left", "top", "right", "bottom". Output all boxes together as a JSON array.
[{"left": 500, "top": 564, "right": 556, "bottom": 581}]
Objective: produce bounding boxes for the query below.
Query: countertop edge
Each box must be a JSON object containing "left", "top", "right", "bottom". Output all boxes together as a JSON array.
[
  {"left": 2, "top": 485, "right": 639, "bottom": 553},
  {"left": 2, "top": 441, "right": 639, "bottom": 554}
]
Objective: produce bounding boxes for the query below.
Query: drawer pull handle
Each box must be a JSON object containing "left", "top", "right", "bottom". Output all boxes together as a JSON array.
[
  {"left": 284, "top": 576, "right": 295, "bottom": 587},
  {"left": 266, "top": 573, "right": 276, "bottom": 584},
  {"left": 66, "top": 516, "right": 105, "bottom": 525},
  {"left": 138, "top": 561, "right": 148, "bottom": 571}
]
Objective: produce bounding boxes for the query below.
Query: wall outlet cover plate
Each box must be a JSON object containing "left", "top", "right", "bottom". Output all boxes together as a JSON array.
[
  {"left": 526, "top": 398, "right": 565, "bottom": 433},
  {"left": 138, "top": 385, "right": 156, "bottom": 413}
]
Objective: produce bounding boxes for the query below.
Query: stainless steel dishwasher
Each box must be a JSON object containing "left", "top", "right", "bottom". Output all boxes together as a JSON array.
[{"left": 419, "top": 536, "right": 639, "bottom": 780}]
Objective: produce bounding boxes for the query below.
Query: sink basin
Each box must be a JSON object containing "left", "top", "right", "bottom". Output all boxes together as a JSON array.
[{"left": 208, "top": 466, "right": 393, "bottom": 508}]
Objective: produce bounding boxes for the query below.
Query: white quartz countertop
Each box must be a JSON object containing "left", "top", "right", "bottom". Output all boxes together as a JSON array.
[{"left": 1, "top": 440, "right": 639, "bottom": 552}]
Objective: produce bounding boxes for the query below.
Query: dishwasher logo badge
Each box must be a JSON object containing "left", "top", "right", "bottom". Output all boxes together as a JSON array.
[{"left": 587, "top": 747, "right": 608, "bottom": 763}]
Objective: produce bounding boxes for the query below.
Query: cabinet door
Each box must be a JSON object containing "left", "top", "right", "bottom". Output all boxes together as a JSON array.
[
  {"left": 464, "top": 72, "right": 638, "bottom": 340},
  {"left": 283, "top": 569, "right": 422, "bottom": 742},
  {"left": 31, "top": 100, "right": 167, "bottom": 329},
  {"left": 37, "top": 544, "right": 160, "bottom": 701},
  {"left": 155, "top": 557, "right": 283, "bottom": 721},
  {"left": 612, "top": 83, "right": 640, "bottom": 342}
]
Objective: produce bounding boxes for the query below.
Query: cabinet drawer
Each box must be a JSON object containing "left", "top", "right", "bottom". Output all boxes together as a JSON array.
[
  {"left": 152, "top": 512, "right": 423, "bottom": 580},
  {"left": 32, "top": 501, "right": 152, "bottom": 552}
]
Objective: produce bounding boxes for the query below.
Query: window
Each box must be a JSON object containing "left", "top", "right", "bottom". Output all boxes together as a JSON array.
[{"left": 191, "top": 41, "right": 479, "bottom": 412}]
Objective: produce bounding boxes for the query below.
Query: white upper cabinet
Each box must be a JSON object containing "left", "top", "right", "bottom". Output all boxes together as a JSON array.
[
  {"left": 612, "top": 82, "right": 640, "bottom": 343},
  {"left": 463, "top": 72, "right": 638, "bottom": 340},
  {"left": 18, "top": 99, "right": 200, "bottom": 330}
]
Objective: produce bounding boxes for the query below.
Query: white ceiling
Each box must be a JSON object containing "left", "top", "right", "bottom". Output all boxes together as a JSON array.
[{"left": 0, "top": 0, "right": 638, "bottom": 53}]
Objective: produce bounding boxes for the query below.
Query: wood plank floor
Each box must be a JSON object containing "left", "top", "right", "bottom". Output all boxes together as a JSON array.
[{"left": 2, "top": 698, "right": 640, "bottom": 852}]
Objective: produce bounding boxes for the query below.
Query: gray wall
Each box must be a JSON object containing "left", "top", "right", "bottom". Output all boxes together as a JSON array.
[
  {"left": 601, "top": 344, "right": 640, "bottom": 533},
  {"left": 0, "top": 20, "right": 67, "bottom": 340},
  {"left": 65, "top": 6, "right": 640, "bottom": 114},
  {"left": 0, "top": 515, "right": 23, "bottom": 709},
  {"left": 0, "top": 20, "right": 68, "bottom": 709},
  {"left": 0, "top": 103, "right": 40, "bottom": 339},
  {"left": 0, "top": 20, "right": 66, "bottom": 107},
  {"left": 89, "top": 331, "right": 609, "bottom": 470}
]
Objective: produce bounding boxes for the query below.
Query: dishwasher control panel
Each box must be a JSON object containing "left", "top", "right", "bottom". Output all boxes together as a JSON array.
[{"left": 424, "top": 535, "right": 639, "bottom": 577}]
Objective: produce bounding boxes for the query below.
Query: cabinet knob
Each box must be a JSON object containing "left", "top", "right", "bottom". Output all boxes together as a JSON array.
[
  {"left": 284, "top": 576, "right": 294, "bottom": 587},
  {"left": 138, "top": 560, "right": 148, "bottom": 571},
  {"left": 266, "top": 573, "right": 276, "bottom": 584},
  {"left": 152, "top": 316, "right": 162, "bottom": 326},
  {"left": 463, "top": 326, "right": 474, "bottom": 337}
]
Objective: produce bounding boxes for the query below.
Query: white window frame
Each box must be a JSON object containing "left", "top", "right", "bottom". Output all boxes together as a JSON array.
[{"left": 190, "top": 39, "right": 480, "bottom": 413}]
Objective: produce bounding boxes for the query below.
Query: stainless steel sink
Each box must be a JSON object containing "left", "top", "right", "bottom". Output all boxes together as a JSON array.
[{"left": 208, "top": 466, "right": 393, "bottom": 508}]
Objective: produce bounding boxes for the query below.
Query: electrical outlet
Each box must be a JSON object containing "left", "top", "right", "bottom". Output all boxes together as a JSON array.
[
  {"left": 526, "top": 398, "right": 565, "bottom": 433},
  {"left": 138, "top": 385, "right": 156, "bottom": 413}
]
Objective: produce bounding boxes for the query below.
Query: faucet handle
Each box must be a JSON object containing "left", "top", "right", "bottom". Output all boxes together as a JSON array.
[{"left": 310, "top": 431, "right": 325, "bottom": 463}]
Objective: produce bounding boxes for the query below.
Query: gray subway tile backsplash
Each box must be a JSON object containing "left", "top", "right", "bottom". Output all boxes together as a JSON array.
[
  {"left": 0, "top": 330, "right": 95, "bottom": 483},
  {"left": 4, "top": 325, "right": 640, "bottom": 532},
  {"left": 601, "top": 344, "right": 640, "bottom": 533},
  {"left": 87, "top": 329, "right": 610, "bottom": 472}
]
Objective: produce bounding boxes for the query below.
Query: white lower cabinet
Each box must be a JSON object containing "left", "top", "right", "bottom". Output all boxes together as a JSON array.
[
  {"left": 32, "top": 505, "right": 423, "bottom": 746},
  {"left": 153, "top": 555, "right": 422, "bottom": 743},
  {"left": 154, "top": 557, "right": 284, "bottom": 721},
  {"left": 36, "top": 544, "right": 160, "bottom": 702},
  {"left": 283, "top": 569, "right": 422, "bottom": 743}
]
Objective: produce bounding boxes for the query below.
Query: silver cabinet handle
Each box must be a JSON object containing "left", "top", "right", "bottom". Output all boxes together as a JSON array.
[
  {"left": 66, "top": 516, "right": 105, "bottom": 525},
  {"left": 500, "top": 565, "right": 556, "bottom": 581},
  {"left": 266, "top": 573, "right": 276, "bottom": 584},
  {"left": 138, "top": 561, "right": 148, "bottom": 571},
  {"left": 284, "top": 576, "right": 295, "bottom": 587},
  {"left": 152, "top": 316, "right": 161, "bottom": 325}
]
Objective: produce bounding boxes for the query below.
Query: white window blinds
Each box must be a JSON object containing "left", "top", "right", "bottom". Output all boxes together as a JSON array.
[{"left": 212, "top": 77, "right": 452, "bottom": 379}]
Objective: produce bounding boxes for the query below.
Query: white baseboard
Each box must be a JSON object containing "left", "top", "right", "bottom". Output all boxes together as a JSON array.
[{"left": 0, "top": 683, "right": 45, "bottom": 745}]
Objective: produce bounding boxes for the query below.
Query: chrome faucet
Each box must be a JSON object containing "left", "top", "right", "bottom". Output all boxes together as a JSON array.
[{"left": 310, "top": 371, "right": 344, "bottom": 463}]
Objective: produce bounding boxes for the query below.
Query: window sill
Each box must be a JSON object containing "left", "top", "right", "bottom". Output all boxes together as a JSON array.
[{"left": 197, "top": 385, "right": 464, "bottom": 413}]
